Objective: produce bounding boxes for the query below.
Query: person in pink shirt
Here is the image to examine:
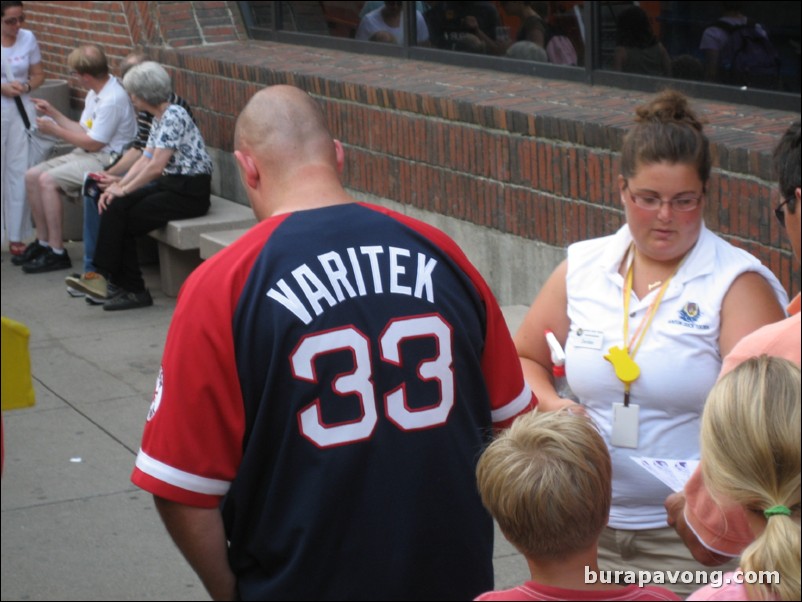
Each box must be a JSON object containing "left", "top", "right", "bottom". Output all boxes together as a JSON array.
[
  {"left": 666, "top": 120, "right": 801, "bottom": 566},
  {"left": 475, "top": 410, "right": 679, "bottom": 601},
  {"left": 687, "top": 356, "right": 800, "bottom": 601}
]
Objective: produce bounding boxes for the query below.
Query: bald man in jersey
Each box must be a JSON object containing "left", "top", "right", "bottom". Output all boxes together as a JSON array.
[{"left": 131, "top": 85, "right": 535, "bottom": 601}]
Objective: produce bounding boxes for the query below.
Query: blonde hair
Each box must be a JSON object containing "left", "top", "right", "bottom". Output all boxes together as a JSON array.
[
  {"left": 476, "top": 410, "right": 611, "bottom": 560},
  {"left": 701, "top": 356, "right": 801, "bottom": 601},
  {"left": 67, "top": 44, "right": 109, "bottom": 78}
]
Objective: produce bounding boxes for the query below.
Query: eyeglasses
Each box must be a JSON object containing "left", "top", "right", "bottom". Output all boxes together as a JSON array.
[
  {"left": 2, "top": 14, "right": 25, "bottom": 25},
  {"left": 774, "top": 196, "right": 796, "bottom": 228},
  {"left": 624, "top": 185, "right": 703, "bottom": 212}
]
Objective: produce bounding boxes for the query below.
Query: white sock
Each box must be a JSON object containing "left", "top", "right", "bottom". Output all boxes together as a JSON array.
[
  {"left": 51, "top": 248, "right": 65, "bottom": 255},
  {"left": 38, "top": 240, "right": 50, "bottom": 248}
]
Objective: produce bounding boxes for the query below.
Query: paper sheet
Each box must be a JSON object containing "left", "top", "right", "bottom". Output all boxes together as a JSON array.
[{"left": 630, "top": 456, "right": 700, "bottom": 492}]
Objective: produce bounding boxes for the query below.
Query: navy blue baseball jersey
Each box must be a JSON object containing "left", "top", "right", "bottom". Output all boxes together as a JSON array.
[{"left": 133, "top": 203, "right": 534, "bottom": 601}]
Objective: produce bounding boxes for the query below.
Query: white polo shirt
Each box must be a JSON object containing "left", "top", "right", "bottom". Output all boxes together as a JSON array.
[
  {"left": 79, "top": 75, "right": 137, "bottom": 155},
  {"left": 565, "top": 224, "right": 787, "bottom": 529}
]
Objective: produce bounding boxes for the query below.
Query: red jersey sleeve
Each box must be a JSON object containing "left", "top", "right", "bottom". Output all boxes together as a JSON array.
[{"left": 131, "top": 217, "right": 289, "bottom": 507}]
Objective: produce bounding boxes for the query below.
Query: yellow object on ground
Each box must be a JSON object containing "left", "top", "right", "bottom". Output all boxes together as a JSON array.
[{"left": 1, "top": 316, "right": 36, "bottom": 410}]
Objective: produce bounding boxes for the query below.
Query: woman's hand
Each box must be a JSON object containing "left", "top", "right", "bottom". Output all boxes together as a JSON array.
[
  {"left": 98, "top": 182, "right": 127, "bottom": 214},
  {"left": 1, "top": 81, "right": 26, "bottom": 98},
  {"left": 94, "top": 172, "right": 121, "bottom": 190},
  {"left": 98, "top": 190, "right": 115, "bottom": 214}
]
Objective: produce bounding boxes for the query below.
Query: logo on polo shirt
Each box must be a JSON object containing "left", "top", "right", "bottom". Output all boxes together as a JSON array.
[
  {"left": 679, "top": 302, "right": 700, "bottom": 324},
  {"left": 669, "top": 301, "right": 710, "bottom": 330}
]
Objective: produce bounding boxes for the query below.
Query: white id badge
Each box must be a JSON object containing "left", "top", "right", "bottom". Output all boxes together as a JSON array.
[
  {"left": 611, "top": 402, "right": 639, "bottom": 448},
  {"left": 574, "top": 329, "right": 604, "bottom": 350}
]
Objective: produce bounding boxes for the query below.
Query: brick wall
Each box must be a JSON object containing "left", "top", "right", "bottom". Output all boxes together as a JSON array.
[
  {"left": 25, "top": 1, "right": 242, "bottom": 105},
  {"left": 25, "top": 1, "right": 799, "bottom": 297}
]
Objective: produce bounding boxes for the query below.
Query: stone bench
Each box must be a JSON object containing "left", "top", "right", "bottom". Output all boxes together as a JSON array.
[
  {"left": 148, "top": 195, "right": 256, "bottom": 296},
  {"left": 199, "top": 227, "right": 252, "bottom": 260}
]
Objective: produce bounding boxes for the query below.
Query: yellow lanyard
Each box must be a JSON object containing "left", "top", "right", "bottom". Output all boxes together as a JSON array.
[
  {"left": 605, "top": 245, "right": 684, "bottom": 403},
  {"left": 623, "top": 259, "right": 675, "bottom": 360}
]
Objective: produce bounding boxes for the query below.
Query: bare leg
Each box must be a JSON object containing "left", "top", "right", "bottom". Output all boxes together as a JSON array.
[
  {"left": 25, "top": 166, "right": 48, "bottom": 243},
  {"left": 38, "top": 171, "right": 64, "bottom": 249}
]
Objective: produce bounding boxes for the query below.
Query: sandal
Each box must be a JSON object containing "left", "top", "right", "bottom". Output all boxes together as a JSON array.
[{"left": 9, "top": 242, "right": 27, "bottom": 256}]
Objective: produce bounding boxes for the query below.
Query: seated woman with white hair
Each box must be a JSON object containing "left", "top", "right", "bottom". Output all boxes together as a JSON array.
[{"left": 69, "top": 61, "right": 212, "bottom": 310}]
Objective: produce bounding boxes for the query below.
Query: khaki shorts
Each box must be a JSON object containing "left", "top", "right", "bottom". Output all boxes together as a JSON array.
[
  {"left": 597, "top": 525, "right": 739, "bottom": 598},
  {"left": 33, "top": 148, "right": 114, "bottom": 197}
]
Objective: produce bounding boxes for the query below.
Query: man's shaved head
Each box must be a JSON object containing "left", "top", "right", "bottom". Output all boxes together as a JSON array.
[{"left": 235, "top": 85, "right": 337, "bottom": 169}]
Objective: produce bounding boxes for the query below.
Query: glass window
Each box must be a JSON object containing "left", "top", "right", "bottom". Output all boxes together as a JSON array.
[
  {"left": 599, "top": 1, "right": 801, "bottom": 93},
  {"left": 238, "top": 1, "right": 801, "bottom": 108},
  {"left": 242, "top": 0, "right": 274, "bottom": 30}
]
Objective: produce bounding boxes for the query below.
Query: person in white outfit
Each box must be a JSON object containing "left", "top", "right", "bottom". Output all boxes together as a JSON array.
[
  {"left": 1, "top": 1, "right": 43, "bottom": 255},
  {"left": 13, "top": 43, "right": 136, "bottom": 274},
  {"left": 513, "top": 89, "right": 788, "bottom": 597}
]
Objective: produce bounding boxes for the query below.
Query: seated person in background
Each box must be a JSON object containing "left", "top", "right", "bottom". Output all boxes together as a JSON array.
[
  {"left": 67, "top": 50, "right": 195, "bottom": 303},
  {"left": 475, "top": 410, "right": 680, "bottom": 601},
  {"left": 687, "top": 356, "right": 800, "bottom": 601},
  {"left": 426, "top": 1, "right": 502, "bottom": 55},
  {"left": 355, "top": 0, "right": 429, "bottom": 45},
  {"left": 501, "top": 0, "right": 578, "bottom": 65},
  {"left": 505, "top": 41, "right": 547, "bottom": 62},
  {"left": 13, "top": 43, "right": 136, "bottom": 273},
  {"left": 500, "top": 1, "right": 547, "bottom": 49},
  {"left": 67, "top": 61, "right": 212, "bottom": 311},
  {"left": 613, "top": 5, "right": 671, "bottom": 77},
  {"left": 359, "top": 0, "right": 427, "bottom": 18}
]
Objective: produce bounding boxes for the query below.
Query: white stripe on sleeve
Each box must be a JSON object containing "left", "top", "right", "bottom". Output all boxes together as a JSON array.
[
  {"left": 135, "top": 449, "right": 231, "bottom": 496},
  {"left": 490, "top": 384, "right": 533, "bottom": 424}
]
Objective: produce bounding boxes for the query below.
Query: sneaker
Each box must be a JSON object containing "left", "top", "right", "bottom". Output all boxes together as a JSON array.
[
  {"left": 66, "top": 273, "right": 86, "bottom": 298},
  {"left": 22, "top": 248, "right": 72, "bottom": 273},
  {"left": 11, "top": 241, "right": 47, "bottom": 266},
  {"left": 86, "top": 283, "right": 121, "bottom": 306},
  {"left": 103, "top": 288, "right": 153, "bottom": 311},
  {"left": 64, "top": 272, "right": 108, "bottom": 300}
]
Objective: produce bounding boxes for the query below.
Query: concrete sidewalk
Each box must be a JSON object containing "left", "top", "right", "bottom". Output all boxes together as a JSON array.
[{"left": 1, "top": 242, "right": 530, "bottom": 601}]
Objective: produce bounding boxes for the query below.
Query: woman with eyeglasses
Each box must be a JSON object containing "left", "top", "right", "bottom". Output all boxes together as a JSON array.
[
  {"left": 513, "top": 89, "right": 787, "bottom": 596},
  {"left": 1, "top": 0, "right": 42, "bottom": 256}
]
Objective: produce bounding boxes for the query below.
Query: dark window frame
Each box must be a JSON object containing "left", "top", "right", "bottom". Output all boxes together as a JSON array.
[{"left": 237, "top": 1, "right": 800, "bottom": 112}]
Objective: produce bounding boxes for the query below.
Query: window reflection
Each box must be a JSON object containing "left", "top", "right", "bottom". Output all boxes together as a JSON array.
[
  {"left": 245, "top": 0, "right": 274, "bottom": 29},
  {"left": 600, "top": 1, "right": 800, "bottom": 92},
  {"left": 239, "top": 1, "right": 801, "bottom": 98},
  {"left": 501, "top": 1, "right": 581, "bottom": 64},
  {"left": 357, "top": 1, "right": 430, "bottom": 45}
]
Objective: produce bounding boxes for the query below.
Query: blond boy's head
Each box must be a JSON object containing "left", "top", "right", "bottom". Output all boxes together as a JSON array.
[{"left": 476, "top": 410, "right": 611, "bottom": 560}]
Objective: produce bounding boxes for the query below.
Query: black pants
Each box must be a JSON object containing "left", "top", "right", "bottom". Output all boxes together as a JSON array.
[{"left": 94, "top": 174, "right": 211, "bottom": 293}]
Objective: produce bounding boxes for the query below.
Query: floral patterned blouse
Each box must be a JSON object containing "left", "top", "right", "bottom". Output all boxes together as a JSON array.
[{"left": 147, "top": 104, "right": 213, "bottom": 176}]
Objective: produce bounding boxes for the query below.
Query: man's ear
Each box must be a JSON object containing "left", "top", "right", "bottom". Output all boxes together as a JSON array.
[
  {"left": 333, "top": 139, "right": 345, "bottom": 175},
  {"left": 234, "top": 149, "right": 260, "bottom": 190}
]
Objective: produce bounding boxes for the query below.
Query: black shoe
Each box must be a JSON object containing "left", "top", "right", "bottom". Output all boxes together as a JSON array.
[
  {"left": 86, "top": 283, "right": 121, "bottom": 306},
  {"left": 103, "top": 289, "right": 153, "bottom": 311},
  {"left": 22, "top": 248, "right": 72, "bottom": 273},
  {"left": 11, "top": 241, "right": 47, "bottom": 266}
]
